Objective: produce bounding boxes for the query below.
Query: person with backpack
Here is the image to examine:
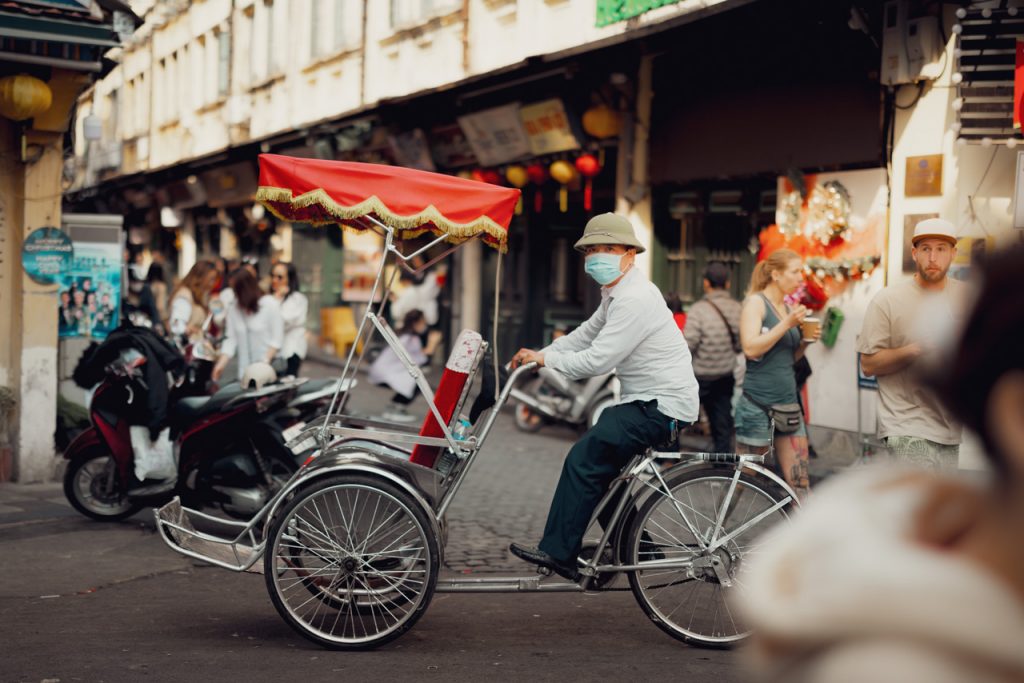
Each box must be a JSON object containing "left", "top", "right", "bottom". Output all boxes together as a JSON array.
[{"left": 683, "top": 262, "right": 742, "bottom": 454}]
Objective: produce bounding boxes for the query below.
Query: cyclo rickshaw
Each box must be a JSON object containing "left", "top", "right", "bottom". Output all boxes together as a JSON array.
[{"left": 155, "top": 154, "right": 799, "bottom": 650}]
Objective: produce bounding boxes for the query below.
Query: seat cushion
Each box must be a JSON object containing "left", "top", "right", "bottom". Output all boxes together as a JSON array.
[{"left": 409, "top": 330, "right": 483, "bottom": 468}]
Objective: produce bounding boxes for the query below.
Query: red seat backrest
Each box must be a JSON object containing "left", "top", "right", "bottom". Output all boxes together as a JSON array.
[{"left": 409, "top": 330, "right": 483, "bottom": 468}]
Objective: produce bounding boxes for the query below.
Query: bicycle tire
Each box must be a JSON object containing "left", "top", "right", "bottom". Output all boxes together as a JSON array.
[
  {"left": 626, "top": 465, "right": 795, "bottom": 648},
  {"left": 264, "top": 473, "right": 439, "bottom": 650}
]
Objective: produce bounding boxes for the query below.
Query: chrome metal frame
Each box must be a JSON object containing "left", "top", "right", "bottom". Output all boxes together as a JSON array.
[{"left": 154, "top": 216, "right": 799, "bottom": 601}]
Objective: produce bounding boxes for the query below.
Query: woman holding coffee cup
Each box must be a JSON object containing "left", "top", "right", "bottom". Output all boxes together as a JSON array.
[{"left": 736, "top": 248, "right": 821, "bottom": 499}]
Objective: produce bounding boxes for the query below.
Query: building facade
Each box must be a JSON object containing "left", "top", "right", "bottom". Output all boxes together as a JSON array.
[{"left": 62, "top": 0, "right": 1024, "bottom": 475}]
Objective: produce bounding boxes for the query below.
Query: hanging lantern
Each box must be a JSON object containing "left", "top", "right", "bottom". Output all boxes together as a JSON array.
[
  {"left": 0, "top": 74, "right": 53, "bottom": 122},
  {"left": 526, "top": 163, "right": 547, "bottom": 213},
  {"left": 505, "top": 165, "right": 528, "bottom": 188},
  {"left": 581, "top": 104, "right": 622, "bottom": 140},
  {"left": 505, "top": 165, "right": 528, "bottom": 214},
  {"left": 549, "top": 160, "right": 576, "bottom": 213},
  {"left": 574, "top": 154, "right": 601, "bottom": 212},
  {"left": 471, "top": 168, "right": 501, "bottom": 185}
]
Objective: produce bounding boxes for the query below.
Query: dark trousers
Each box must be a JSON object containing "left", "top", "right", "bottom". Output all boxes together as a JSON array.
[
  {"left": 698, "top": 374, "right": 735, "bottom": 454},
  {"left": 538, "top": 400, "right": 675, "bottom": 563}
]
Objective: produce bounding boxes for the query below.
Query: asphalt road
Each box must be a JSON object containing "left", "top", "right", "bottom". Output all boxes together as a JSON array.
[{"left": 0, "top": 360, "right": 781, "bottom": 682}]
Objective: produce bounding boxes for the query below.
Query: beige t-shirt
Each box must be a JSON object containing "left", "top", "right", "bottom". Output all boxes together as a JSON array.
[{"left": 857, "top": 278, "right": 966, "bottom": 445}]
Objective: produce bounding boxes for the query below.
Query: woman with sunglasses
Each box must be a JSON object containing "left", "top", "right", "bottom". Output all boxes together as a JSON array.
[{"left": 270, "top": 261, "right": 309, "bottom": 376}]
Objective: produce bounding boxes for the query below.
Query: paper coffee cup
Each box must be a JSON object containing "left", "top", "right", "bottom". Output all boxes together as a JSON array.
[{"left": 801, "top": 317, "right": 821, "bottom": 342}]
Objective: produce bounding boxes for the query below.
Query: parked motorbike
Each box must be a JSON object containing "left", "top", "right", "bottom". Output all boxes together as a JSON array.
[
  {"left": 509, "top": 366, "right": 620, "bottom": 433},
  {"left": 63, "top": 351, "right": 302, "bottom": 522}
]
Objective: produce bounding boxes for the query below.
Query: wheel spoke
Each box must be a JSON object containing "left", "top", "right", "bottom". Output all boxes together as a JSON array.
[
  {"left": 630, "top": 472, "right": 791, "bottom": 646},
  {"left": 267, "top": 479, "right": 435, "bottom": 648}
]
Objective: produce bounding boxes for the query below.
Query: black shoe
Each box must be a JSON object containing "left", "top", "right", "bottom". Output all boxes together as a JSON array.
[{"left": 509, "top": 543, "right": 579, "bottom": 581}]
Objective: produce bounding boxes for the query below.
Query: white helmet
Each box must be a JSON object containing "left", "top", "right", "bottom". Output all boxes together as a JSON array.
[{"left": 241, "top": 362, "right": 277, "bottom": 390}]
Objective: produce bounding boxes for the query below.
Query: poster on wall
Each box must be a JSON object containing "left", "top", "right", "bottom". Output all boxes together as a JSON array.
[
  {"left": 341, "top": 230, "right": 384, "bottom": 302},
  {"left": 57, "top": 240, "right": 122, "bottom": 339},
  {"left": 949, "top": 236, "right": 996, "bottom": 282}
]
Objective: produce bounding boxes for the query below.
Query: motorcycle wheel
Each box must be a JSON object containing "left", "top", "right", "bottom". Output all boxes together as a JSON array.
[
  {"left": 63, "top": 448, "right": 142, "bottom": 521},
  {"left": 586, "top": 395, "right": 617, "bottom": 430},
  {"left": 513, "top": 403, "right": 546, "bottom": 433}
]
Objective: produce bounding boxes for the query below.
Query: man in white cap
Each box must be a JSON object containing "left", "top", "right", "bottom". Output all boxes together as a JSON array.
[
  {"left": 508, "top": 213, "right": 699, "bottom": 580},
  {"left": 858, "top": 218, "right": 967, "bottom": 469}
]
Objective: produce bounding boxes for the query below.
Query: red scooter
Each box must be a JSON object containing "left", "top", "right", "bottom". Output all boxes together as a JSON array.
[{"left": 63, "top": 352, "right": 301, "bottom": 522}]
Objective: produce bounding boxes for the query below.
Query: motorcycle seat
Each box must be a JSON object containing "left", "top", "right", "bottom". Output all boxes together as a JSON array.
[{"left": 172, "top": 383, "right": 248, "bottom": 424}]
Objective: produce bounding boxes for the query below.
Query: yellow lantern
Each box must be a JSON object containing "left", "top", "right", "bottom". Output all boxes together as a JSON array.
[
  {"left": 505, "top": 165, "right": 528, "bottom": 215},
  {"left": 549, "top": 160, "right": 577, "bottom": 213},
  {"left": 0, "top": 74, "right": 53, "bottom": 121},
  {"left": 456, "top": 170, "right": 474, "bottom": 180},
  {"left": 505, "top": 165, "right": 528, "bottom": 188},
  {"left": 582, "top": 104, "right": 621, "bottom": 140}
]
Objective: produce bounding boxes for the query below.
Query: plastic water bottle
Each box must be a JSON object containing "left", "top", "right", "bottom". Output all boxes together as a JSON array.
[{"left": 452, "top": 418, "right": 472, "bottom": 442}]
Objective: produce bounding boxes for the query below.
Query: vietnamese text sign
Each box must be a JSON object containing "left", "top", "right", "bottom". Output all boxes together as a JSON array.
[
  {"left": 520, "top": 99, "right": 580, "bottom": 156},
  {"left": 457, "top": 104, "right": 531, "bottom": 166}
]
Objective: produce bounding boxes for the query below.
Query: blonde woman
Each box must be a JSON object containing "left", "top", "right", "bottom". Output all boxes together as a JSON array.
[
  {"left": 737, "top": 248, "right": 820, "bottom": 498},
  {"left": 167, "top": 260, "right": 218, "bottom": 345}
]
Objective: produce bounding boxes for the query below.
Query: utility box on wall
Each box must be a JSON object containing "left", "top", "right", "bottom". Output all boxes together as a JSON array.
[{"left": 881, "top": 0, "right": 944, "bottom": 86}]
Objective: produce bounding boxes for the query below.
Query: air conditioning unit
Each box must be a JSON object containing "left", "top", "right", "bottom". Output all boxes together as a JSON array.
[{"left": 881, "top": 0, "right": 945, "bottom": 86}]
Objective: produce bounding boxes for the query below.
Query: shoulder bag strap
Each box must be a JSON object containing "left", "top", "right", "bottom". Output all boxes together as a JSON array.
[{"left": 706, "top": 298, "right": 740, "bottom": 353}]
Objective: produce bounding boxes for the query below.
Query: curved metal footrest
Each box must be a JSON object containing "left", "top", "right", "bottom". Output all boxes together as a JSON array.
[{"left": 154, "top": 497, "right": 265, "bottom": 573}]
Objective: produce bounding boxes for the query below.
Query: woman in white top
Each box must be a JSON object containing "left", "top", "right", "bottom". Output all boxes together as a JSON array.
[
  {"left": 211, "top": 269, "right": 284, "bottom": 382},
  {"left": 270, "top": 261, "right": 309, "bottom": 377},
  {"left": 167, "top": 260, "right": 218, "bottom": 346}
]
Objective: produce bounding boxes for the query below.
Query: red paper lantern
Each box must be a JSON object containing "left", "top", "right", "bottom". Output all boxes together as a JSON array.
[
  {"left": 471, "top": 168, "right": 501, "bottom": 184},
  {"left": 574, "top": 154, "right": 601, "bottom": 211},
  {"left": 526, "top": 163, "right": 547, "bottom": 212}
]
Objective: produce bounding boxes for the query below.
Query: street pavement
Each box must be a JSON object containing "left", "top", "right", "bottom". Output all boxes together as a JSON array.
[{"left": 0, "top": 359, "right": 845, "bottom": 682}]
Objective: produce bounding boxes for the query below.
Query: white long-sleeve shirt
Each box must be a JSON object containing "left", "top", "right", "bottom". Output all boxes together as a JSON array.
[
  {"left": 278, "top": 291, "right": 309, "bottom": 360},
  {"left": 543, "top": 267, "right": 699, "bottom": 422},
  {"left": 221, "top": 295, "right": 284, "bottom": 379}
]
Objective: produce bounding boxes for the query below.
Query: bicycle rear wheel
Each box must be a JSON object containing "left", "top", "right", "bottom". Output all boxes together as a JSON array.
[
  {"left": 626, "top": 465, "right": 795, "bottom": 647},
  {"left": 264, "top": 474, "right": 439, "bottom": 650}
]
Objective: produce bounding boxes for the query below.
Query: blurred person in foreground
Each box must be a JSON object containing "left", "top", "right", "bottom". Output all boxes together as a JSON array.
[
  {"left": 737, "top": 243, "right": 1024, "bottom": 683},
  {"left": 859, "top": 218, "right": 969, "bottom": 469}
]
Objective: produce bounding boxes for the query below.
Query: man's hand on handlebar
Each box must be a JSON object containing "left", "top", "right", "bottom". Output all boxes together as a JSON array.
[{"left": 510, "top": 348, "right": 545, "bottom": 370}]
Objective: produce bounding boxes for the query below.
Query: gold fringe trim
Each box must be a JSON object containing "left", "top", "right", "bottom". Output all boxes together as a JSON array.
[{"left": 256, "top": 186, "right": 510, "bottom": 251}]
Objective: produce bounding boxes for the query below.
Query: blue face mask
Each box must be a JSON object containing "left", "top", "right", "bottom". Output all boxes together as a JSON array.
[{"left": 584, "top": 253, "right": 624, "bottom": 286}]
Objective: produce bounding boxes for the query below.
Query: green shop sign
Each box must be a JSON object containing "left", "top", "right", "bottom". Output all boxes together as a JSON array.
[{"left": 596, "top": 0, "right": 682, "bottom": 27}]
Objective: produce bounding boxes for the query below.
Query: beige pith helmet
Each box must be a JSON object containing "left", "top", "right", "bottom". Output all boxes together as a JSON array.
[{"left": 573, "top": 213, "right": 646, "bottom": 254}]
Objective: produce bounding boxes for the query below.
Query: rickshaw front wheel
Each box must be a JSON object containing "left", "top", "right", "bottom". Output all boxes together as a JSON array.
[{"left": 264, "top": 473, "right": 439, "bottom": 650}]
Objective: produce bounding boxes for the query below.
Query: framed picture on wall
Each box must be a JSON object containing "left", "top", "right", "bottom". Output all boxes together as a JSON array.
[{"left": 902, "top": 213, "right": 939, "bottom": 273}]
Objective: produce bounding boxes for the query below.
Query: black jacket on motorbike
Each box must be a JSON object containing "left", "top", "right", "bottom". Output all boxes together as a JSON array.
[{"left": 73, "top": 325, "right": 186, "bottom": 439}]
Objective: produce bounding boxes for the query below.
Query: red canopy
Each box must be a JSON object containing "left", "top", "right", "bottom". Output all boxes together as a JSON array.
[{"left": 256, "top": 154, "right": 520, "bottom": 250}]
